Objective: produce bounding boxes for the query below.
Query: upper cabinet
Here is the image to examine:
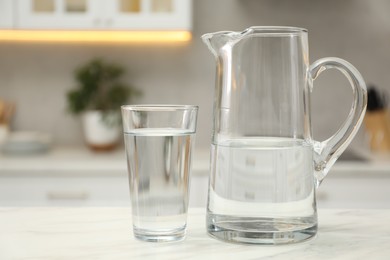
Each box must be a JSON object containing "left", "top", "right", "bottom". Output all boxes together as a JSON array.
[
  {"left": 0, "top": 0, "right": 192, "bottom": 30},
  {"left": 106, "top": 0, "right": 191, "bottom": 30},
  {"left": 0, "top": 1, "right": 13, "bottom": 28},
  {"left": 17, "top": 0, "right": 100, "bottom": 29}
]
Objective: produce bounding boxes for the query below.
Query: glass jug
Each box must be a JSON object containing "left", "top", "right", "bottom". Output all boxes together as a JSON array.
[{"left": 202, "top": 26, "right": 367, "bottom": 245}]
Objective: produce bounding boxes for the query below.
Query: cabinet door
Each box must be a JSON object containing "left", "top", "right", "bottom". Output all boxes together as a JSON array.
[
  {"left": 16, "top": 0, "right": 102, "bottom": 29},
  {"left": 0, "top": 174, "right": 207, "bottom": 207},
  {"left": 105, "top": 0, "right": 192, "bottom": 30},
  {"left": 0, "top": 176, "right": 131, "bottom": 207},
  {"left": 0, "top": 0, "right": 14, "bottom": 28},
  {"left": 316, "top": 176, "right": 390, "bottom": 209}
]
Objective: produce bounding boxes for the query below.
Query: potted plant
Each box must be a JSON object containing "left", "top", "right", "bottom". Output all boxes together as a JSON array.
[{"left": 67, "top": 59, "right": 140, "bottom": 151}]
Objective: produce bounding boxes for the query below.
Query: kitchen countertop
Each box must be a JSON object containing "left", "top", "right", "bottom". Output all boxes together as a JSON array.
[
  {"left": 0, "top": 146, "right": 389, "bottom": 177},
  {"left": 0, "top": 208, "right": 389, "bottom": 259}
]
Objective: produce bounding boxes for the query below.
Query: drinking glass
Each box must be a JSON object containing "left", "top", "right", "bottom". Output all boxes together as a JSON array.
[{"left": 121, "top": 105, "right": 198, "bottom": 242}]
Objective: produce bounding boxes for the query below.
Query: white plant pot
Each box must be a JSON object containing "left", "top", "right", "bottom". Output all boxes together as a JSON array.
[{"left": 82, "top": 110, "right": 121, "bottom": 151}]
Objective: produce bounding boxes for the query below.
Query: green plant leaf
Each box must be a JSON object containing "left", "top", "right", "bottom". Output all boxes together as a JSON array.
[{"left": 66, "top": 58, "right": 141, "bottom": 116}]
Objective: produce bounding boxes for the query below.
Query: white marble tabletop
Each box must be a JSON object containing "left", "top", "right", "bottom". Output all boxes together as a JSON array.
[{"left": 0, "top": 208, "right": 389, "bottom": 259}]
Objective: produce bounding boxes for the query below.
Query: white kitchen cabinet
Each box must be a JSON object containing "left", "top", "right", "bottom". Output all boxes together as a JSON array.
[
  {"left": 0, "top": 174, "right": 208, "bottom": 207},
  {"left": 0, "top": 0, "right": 13, "bottom": 28},
  {"left": 0, "top": 147, "right": 389, "bottom": 208},
  {"left": 16, "top": 0, "right": 101, "bottom": 29},
  {"left": 0, "top": 147, "right": 209, "bottom": 207},
  {"left": 105, "top": 0, "right": 191, "bottom": 30},
  {"left": 1, "top": 170, "right": 389, "bottom": 209},
  {"left": 316, "top": 176, "right": 390, "bottom": 209},
  {"left": 0, "top": 176, "right": 131, "bottom": 207},
  {"left": 13, "top": 0, "right": 191, "bottom": 30}
]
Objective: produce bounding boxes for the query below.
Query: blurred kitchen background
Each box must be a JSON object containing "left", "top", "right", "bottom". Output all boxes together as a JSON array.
[
  {"left": 0, "top": 0, "right": 389, "bottom": 208},
  {"left": 1, "top": 0, "right": 389, "bottom": 149}
]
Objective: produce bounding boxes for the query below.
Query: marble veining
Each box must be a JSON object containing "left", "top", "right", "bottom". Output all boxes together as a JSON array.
[{"left": 0, "top": 208, "right": 389, "bottom": 259}]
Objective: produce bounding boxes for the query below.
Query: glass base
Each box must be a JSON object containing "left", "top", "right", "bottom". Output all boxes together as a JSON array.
[
  {"left": 133, "top": 226, "right": 186, "bottom": 242},
  {"left": 207, "top": 215, "right": 317, "bottom": 245}
]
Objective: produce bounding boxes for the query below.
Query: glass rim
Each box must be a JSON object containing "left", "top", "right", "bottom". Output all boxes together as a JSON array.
[
  {"left": 248, "top": 26, "right": 308, "bottom": 34},
  {"left": 202, "top": 26, "right": 308, "bottom": 42},
  {"left": 121, "top": 104, "right": 199, "bottom": 111}
]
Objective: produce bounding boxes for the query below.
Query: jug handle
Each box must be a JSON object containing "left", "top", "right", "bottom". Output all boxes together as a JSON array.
[{"left": 309, "top": 57, "right": 367, "bottom": 188}]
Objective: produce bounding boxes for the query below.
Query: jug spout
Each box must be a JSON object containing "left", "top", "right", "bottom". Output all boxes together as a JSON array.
[
  {"left": 202, "top": 27, "right": 259, "bottom": 57},
  {"left": 201, "top": 31, "right": 237, "bottom": 58}
]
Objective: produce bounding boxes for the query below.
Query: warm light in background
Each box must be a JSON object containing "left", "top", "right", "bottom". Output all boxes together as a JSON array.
[{"left": 0, "top": 30, "right": 192, "bottom": 43}]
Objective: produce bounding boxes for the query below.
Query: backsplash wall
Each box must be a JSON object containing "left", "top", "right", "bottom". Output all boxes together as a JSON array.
[{"left": 1, "top": 0, "right": 389, "bottom": 150}]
